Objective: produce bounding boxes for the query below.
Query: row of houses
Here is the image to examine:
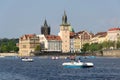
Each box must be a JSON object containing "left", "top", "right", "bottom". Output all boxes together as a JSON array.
[
  {"left": 18, "top": 12, "right": 120, "bottom": 56},
  {"left": 19, "top": 27, "right": 120, "bottom": 56}
]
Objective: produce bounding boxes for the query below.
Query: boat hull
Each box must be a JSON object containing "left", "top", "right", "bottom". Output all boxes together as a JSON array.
[
  {"left": 22, "top": 58, "right": 33, "bottom": 62},
  {"left": 62, "top": 62, "right": 94, "bottom": 68}
]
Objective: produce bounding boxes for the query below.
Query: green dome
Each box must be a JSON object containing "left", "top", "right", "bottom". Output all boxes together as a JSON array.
[{"left": 69, "top": 26, "right": 75, "bottom": 32}]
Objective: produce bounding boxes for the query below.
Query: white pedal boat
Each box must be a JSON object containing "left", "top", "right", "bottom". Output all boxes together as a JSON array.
[
  {"left": 62, "top": 61, "right": 94, "bottom": 68},
  {"left": 22, "top": 58, "right": 34, "bottom": 62}
]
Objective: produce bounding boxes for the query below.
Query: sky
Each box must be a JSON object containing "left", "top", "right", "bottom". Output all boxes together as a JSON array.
[{"left": 0, "top": 0, "right": 120, "bottom": 38}]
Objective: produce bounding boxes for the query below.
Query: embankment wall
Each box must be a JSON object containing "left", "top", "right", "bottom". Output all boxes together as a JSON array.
[
  {"left": 102, "top": 49, "right": 120, "bottom": 57},
  {"left": 1, "top": 50, "right": 120, "bottom": 57},
  {"left": 95, "top": 49, "right": 120, "bottom": 57}
]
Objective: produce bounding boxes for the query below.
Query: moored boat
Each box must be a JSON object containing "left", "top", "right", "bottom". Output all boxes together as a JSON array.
[
  {"left": 51, "top": 56, "right": 59, "bottom": 60},
  {"left": 22, "top": 57, "right": 34, "bottom": 62},
  {"left": 62, "top": 61, "right": 94, "bottom": 68}
]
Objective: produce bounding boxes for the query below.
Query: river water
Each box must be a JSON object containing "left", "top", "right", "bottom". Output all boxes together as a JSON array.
[{"left": 0, "top": 56, "right": 120, "bottom": 80}]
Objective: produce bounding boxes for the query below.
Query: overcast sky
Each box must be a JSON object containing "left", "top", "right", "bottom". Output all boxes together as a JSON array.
[{"left": 0, "top": 0, "right": 120, "bottom": 38}]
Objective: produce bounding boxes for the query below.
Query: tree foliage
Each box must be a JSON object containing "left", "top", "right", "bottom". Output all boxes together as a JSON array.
[
  {"left": 0, "top": 38, "right": 19, "bottom": 53},
  {"left": 89, "top": 43, "right": 102, "bottom": 52},
  {"left": 81, "top": 41, "right": 119, "bottom": 53},
  {"left": 35, "top": 45, "right": 41, "bottom": 51},
  {"left": 81, "top": 43, "right": 89, "bottom": 52},
  {"left": 117, "top": 41, "right": 120, "bottom": 49}
]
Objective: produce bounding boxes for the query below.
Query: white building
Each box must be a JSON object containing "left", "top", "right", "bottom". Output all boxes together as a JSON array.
[
  {"left": 37, "top": 34, "right": 62, "bottom": 52},
  {"left": 107, "top": 28, "right": 120, "bottom": 41}
]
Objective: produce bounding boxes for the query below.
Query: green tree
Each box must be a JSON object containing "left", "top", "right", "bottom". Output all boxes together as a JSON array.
[
  {"left": 102, "top": 41, "right": 114, "bottom": 49},
  {"left": 1, "top": 45, "right": 9, "bottom": 52},
  {"left": 89, "top": 43, "right": 97, "bottom": 52},
  {"left": 82, "top": 43, "right": 102, "bottom": 53},
  {"left": 34, "top": 45, "right": 41, "bottom": 56},
  {"left": 0, "top": 38, "right": 19, "bottom": 53},
  {"left": 82, "top": 40, "right": 120, "bottom": 53},
  {"left": 13, "top": 47, "right": 19, "bottom": 52},
  {"left": 81, "top": 43, "right": 89, "bottom": 52},
  {"left": 35, "top": 45, "right": 41, "bottom": 52},
  {"left": 117, "top": 41, "right": 120, "bottom": 49}
]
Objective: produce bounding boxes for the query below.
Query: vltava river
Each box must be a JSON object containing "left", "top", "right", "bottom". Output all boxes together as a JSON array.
[{"left": 0, "top": 56, "right": 120, "bottom": 80}]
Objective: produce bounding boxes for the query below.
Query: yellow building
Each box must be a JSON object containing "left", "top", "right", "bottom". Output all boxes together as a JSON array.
[
  {"left": 91, "top": 32, "right": 107, "bottom": 44},
  {"left": 19, "top": 34, "right": 39, "bottom": 56},
  {"left": 91, "top": 28, "right": 120, "bottom": 44},
  {"left": 73, "top": 31, "right": 93, "bottom": 52},
  {"left": 74, "top": 35, "right": 80, "bottom": 52}
]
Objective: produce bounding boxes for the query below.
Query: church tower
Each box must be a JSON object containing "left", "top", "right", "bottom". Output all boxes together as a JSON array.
[
  {"left": 41, "top": 19, "right": 51, "bottom": 35},
  {"left": 59, "top": 11, "right": 70, "bottom": 53}
]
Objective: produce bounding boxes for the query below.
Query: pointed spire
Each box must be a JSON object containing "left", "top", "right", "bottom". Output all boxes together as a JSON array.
[
  {"left": 62, "top": 11, "right": 68, "bottom": 25},
  {"left": 64, "top": 11, "right": 66, "bottom": 16},
  {"left": 44, "top": 19, "right": 48, "bottom": 27}
]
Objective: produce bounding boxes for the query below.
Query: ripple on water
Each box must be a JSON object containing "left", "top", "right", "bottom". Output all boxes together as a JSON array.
[{"left": 0, "top": 72, "right": 34, "bottom": 80}]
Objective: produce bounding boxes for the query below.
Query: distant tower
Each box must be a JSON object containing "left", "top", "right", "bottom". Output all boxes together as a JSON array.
[
  {"left": 41, "top": 19, "right": 50, "bottom": 35},
  {"left": 59, "top": 11, "right": 70, "bottom": 53}
]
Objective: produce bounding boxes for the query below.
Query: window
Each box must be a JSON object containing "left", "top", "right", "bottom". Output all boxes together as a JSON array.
[{"left": 23, "top": 45, "right": 26, "bottom": 48}]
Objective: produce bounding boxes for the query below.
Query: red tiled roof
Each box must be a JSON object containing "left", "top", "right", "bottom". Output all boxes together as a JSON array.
[
  {"left": 108, "top": 28, "right": 120, "bottom": 31},
  {"left": 70, "top": 34, "right": 80, "bottom": 39},
  {"left": 45, "top": 35, "right": 61, "bottom": 41},
  {"left": 20, "top": 34, "right": 36, "bottom": 40},
  {"left": 76, "top": 31, "right": 85, "bottom": 35},
  {"left": 94, "top": 32, "right": 107, "bottom": 37},
  {"left": 70, "top": 32, "right": 75, "bottom": 38}
]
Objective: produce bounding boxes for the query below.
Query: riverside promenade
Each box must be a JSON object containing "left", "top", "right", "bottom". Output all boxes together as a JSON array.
[{"left": 0, "top": 53, "right": 18, "bottom": 56}]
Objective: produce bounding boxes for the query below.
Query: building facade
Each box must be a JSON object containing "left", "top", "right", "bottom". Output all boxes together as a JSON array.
[
  {"left": 74, "top": 35, "right": 81, "bottom": 52},
  {"left": 91, "top": 32, "right": 107, "bottom": 43},
  {"left": 19, "top": 34, "right": 39, "bottom": 56},
  {"left": 37, "top": 34, "right": 62, "bottom": 52},
  {"left": 107, "top": 28, "right": 120, "bottom": 41},
  {"left": 59, "top": 11, "right": 71, "bottom": 53},
  {"left": 73, "top": 31, "right": 93, "bottom": 52},
  {"left": 70, "top": 32, "right": 75, "bottom": 53}
]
